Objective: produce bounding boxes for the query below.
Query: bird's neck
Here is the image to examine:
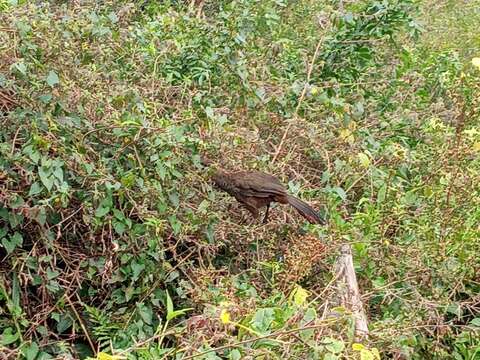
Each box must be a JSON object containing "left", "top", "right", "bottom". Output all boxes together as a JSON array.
[{"left": 211, "top": 169, "right": 236, "bottom": 193}]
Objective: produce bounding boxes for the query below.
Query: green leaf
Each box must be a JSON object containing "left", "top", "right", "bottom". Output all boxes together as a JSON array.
[
  {"left": 53, "top": 167, "right": 63, "bottom": 181},
  {"left": 324, "top": 354, "right": 338, "bottom": 360},
  {"left": 446, "top": 303, "right": 462, "bottom": 317},
  {"left": 12, "top": 62, "right": 27, "bottom": 75},
  {"left": 205, "top": 106, "right": 214, "bottom": 119},
  {"left": 290, "top": 284, "right": 309, "bottom": 306},
  {"left": 166, "top": 291, "right": 174, "bottom": 319},
  {"left": 164, "top": 291, "right": 192, "bottom": 321},
  {"left": 168, "top": 215, "right": 182, "bottom": 235},
  {"left": 377, "top": 183, "right": 387, "bottom": 204},
  {"left": 130, "top": 261, "right": 145, "bottom": 281},
  {"left": 10, "top": 195, "right": 24, "bottom": 209},
  {"left": 29, "top": 182, "right": 43, "bottom": 196},
  {"left": 22, "top": 341, "right": 39, "bottom": 360},
  {"left": 95, "top": 198, "right": 112, "bottom": 218},
  {"left": 2, "top": 232, "right": 23, "bottom": 254},
  {"left": 300, "top": 308, "right": 316, "bottom": 341},
  {"left": 324, "top": 337, "right": 345, "bottom": 354},
  {"left": 113, "top": 220, "right": 126, "bottom": 235},
  {"left": 112, "top": 209, "right": 124, "bottom": 221},
  {"left": 46, "top": 268, "right": 60, "bottom": 280},
  {"left": 56, "top": 314, "right": 73, "bottom": 333},
  {"left": 137, "top": 303, "right": 153, "bottom": 325},
  {"left": 46, "top": 70, "right": 59, "bottom": 87},
  {"left": 168, "top": 308, "right": 193, "bottom": 321},
  {"left": 38, "top": 167, "right": 54, "bottom": 192},
  {"left": 470, "top": 318, "right": 480, "bottom": 327},
  {"left": 39, "top": 94, "right": 53, "bottom": 104},
  {"left": 229, "top": 349, "right": 242, "bottom": 360},
  {"left": 251, "top": 308, "right": 275, "bottom": 333},
  {"left": 332, "top": 187, "right": 347, "bottom": 201},
  {"left": 12, "top": 273, "right": 21, "bottom": 309},
  {"left": 0, "top": 327, "right": 20, "bottom": 345},
  {"left": 168, "top": 191, "right": 179, "bottom": 207},
  {"left": 35, "top": 207, "right": 47, "bottom": 226}
]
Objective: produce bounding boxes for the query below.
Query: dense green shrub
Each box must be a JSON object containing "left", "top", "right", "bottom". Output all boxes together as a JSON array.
[{"left": 1, "top": 0, "right": 479, "bottom": 359}]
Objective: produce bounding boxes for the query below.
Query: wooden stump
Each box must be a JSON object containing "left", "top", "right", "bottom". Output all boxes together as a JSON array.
[{"left": 334, "top": 244, "right": 369, "bottom": 341}]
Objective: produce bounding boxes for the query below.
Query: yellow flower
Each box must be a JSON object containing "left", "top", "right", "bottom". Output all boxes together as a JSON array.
[
  {"left": 472, "top": 57, "right": 480, "bottom": 69},
  {"left": 220, "top": 309, "right": 231, "bottom": 324}
]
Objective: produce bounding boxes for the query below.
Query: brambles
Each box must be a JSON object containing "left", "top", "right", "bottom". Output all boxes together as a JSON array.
[{"left": 1, "top": 0, "right": 479, "bottom": 359}]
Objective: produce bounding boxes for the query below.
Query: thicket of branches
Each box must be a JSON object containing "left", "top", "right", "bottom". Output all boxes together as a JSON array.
[{"left": 1, "top": 0, "right": 479, "bottom": 359}]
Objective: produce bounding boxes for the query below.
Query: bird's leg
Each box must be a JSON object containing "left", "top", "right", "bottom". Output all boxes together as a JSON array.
[
  {"left": 262, "top": 203, "right": 270, "bottom": 224},
  {"left": 244, "top": 204, "right": 260, "bottom": 224}
]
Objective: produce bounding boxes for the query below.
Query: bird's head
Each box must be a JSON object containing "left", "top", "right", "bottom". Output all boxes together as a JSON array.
[{"left": 199, "top": 154, "right": 213, "bottom": 167}]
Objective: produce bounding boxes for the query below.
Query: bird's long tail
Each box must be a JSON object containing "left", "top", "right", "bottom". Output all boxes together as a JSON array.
[{"left": 286, "top": 195, "right": 323, "bottom": 224}]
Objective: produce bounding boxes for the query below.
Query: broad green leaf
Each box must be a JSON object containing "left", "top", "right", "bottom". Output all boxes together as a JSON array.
[
  {"left": 53, "top": 167, "right": 63, "bottom": 181},
  {"left": 46, "top": 70, "right": 59, "bottom": 87},
  {"left": 2, "top": 232, "right": 23, "bottom": 254},
  {"left": 205, "top": 106, "right": 214, "bottom": 119},
  {"left": 300, "top": 308, "right": 316, "bottom": 341},
  {"left": 164, "top": 289, "right": 192, "bottom": 322},
  {"left": 168, "top": 215, "right": 181, "bottom": 235},
  {"left": 29, "top": 182, "right": 43, "bottom": 196},
  {"left": 377, "top": 183, "right": 387, "bottom": 203},
  {"left": 229, "top": 349, "right": 241, "bottom": 360},
  {"left": 12, "top": 62, "right": 27, "bottom": 75},
  {"left": 22, "top": 341, "right": 39, "bottom": 360},
  {"left": 113, "top": 220, "right": 126, "bottom": 235},
  {"left": 446, "top": 303, "right": 462, "bottom": 317},
  {"left": 251, "top": 308, "right": 275, "bottom": 333},
  {"left": 137, "top": 303, "right": 153, "bottom": 325},
  {"left": 470, "top": 318, "right": 480, "bottom": 327},
  {"left": 324, "top": 337, "right": 345, "bottom": 354},
  {"left": 0, "top": 327, "right": 20, "bottom": 345},
  {"left": 95, "top": 198, "right": 112, "bottom": 217},
  {"left": 46, "top": 267, "right": 60, "bottom": 280},
  {"left": 130, "top": 261, "right": 145, "bottom": 281},
  {"left": 35, "top": 207, "right": 47, "bottom": 226},
  {"left": 38, "top": 167, "right": 54, "bottom": 192},
  {"left": 333, "top": 187, "right": 347, "bottom": 201},
  {"left": 56, "top": 314, "right": 73, "bottom": 333}
]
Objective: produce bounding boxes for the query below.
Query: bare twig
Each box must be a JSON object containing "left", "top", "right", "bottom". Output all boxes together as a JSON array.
[{"left": 65, "top": 293, "right": 97, "bottom": 355}]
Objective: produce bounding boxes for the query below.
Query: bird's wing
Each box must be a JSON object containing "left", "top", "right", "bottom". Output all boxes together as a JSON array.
[{"left": 231, "top": 171, "right": 287, "bottom": 197}]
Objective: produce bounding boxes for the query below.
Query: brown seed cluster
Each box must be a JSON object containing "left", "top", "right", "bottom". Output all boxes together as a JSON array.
[{"left": 279, "top": 233, "right": 327, "bottom": 289}]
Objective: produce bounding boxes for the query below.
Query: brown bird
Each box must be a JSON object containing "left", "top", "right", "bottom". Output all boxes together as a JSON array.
[{"left": 202, "top": 157, "right": 322, "bottom": 224}]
